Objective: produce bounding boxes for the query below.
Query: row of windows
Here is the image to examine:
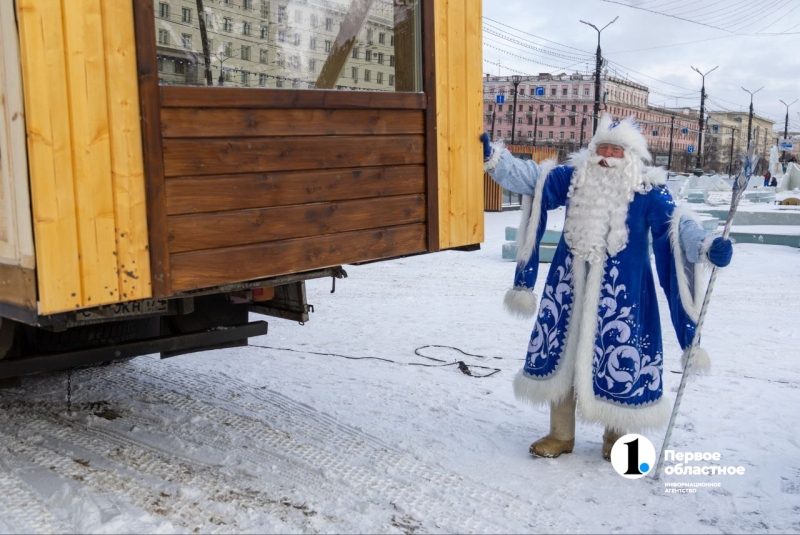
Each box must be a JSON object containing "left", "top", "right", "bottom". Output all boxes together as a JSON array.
[
  {"left": 159, "top": 3, "right": 395, "bottom": 44},
  {"left": 497, "top": 130, "right": 578, "bottom": 140},
  {"left": 488, "top": 86, "right": 593, "bottom": 97},
  {"left": 488, "top": 103, "right": 589, "bottom": 114},
  {"left": 159, "top": 55, "right": 397, "bottom": 86}
]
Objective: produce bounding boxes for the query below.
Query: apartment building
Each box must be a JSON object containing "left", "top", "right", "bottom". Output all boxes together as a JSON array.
[
  {"left": 154, "top": 0, "right": 403, "bottom": 90},
  {"left": 707, "top": 111, "right": 776, "bottom": 172},
  {"left": 483, "top": 73, "right": 700, "bottom": 167}
]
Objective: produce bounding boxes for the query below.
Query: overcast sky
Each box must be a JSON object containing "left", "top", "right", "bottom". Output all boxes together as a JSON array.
[{"left": 482, "top": 0, "right": 800, "bottom": 133}]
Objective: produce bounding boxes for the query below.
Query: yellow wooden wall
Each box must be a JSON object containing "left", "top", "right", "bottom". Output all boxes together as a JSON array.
[
  {"left": 435, "top": 0, "right": 484, "bottom": 250},
  {"left": 16, "top": 0, "right": 151, "bottom": 314}
]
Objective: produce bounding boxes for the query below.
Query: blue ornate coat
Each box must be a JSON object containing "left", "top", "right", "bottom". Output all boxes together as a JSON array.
[{"left": 487, "top": 148, "right": 710, "bottom": 432}]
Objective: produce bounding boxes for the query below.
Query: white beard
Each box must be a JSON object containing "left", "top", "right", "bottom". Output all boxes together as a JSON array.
[{"left": 563, "top": 152, "right": 644, "bottom": 265}]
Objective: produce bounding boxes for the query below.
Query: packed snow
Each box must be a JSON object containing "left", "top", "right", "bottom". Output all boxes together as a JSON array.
[{"left": 1, "top": 209, "right": 799, "bottom": 534}]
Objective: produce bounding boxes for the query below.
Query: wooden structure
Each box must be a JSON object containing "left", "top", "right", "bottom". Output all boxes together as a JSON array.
[
  {"left": 484, "top": 146, "right": 558, "bottom": 211},
  {"left": 2, "top": 0, "right": 484, "bottom": 321}
]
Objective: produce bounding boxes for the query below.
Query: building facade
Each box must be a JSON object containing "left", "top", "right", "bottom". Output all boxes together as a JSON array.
[
  {"left": 483, "top": 73, "right": 700, "bottom": 170},
  {"left": 154, "top": 0, "right": 410, "bottom": 91},
  {"left": 707, "top": 112, "right": 776, "bottom": 174}
]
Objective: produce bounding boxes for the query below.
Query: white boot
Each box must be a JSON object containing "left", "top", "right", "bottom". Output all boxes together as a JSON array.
[{"left": 530, "top": 390, "right": 576, "bottom": 458}]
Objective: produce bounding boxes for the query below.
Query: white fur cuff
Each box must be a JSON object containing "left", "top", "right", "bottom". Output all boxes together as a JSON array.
[
  {"left": 484, "top": 141, "right": 505, "bottom": 172},
  {"left": 504, "top": 287, "right": 538, "bottom": 319},
  {"left": 682, "top": 346, "right": 711, "bottom": 376}
]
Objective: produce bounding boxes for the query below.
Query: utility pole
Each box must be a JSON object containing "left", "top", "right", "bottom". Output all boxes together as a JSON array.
[
  {"left": 533, "top": 110, "right": 538, "bottom": 146},
  {"left": 691, "top": 66, "right": 718, "bottom": 175},
  {"left": 728, "top": 127, "right": 736, "bottom": 177},
  {"left": 490, "top": 108, "right": 497, "bottom": 142},
  {"left": 510, "top": 75, "right": 522, "bottom": 145},
  {"left": 581, "top": 16, "right": 618, "bottom": 136},
  {"left": 667, "top": 115, "right": 675, "bottom": 172},
  {"left": 742, "top": 86, "right": 764, "bottom": 147},
  {"left": 780, "top": 99, "right": 797, "bottom": 165}
]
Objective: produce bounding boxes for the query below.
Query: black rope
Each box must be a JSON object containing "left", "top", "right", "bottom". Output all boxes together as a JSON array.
[{"left": 250, "top": 344, "right": 515, "bottom": 379}]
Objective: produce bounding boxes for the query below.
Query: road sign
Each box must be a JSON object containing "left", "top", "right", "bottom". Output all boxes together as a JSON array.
[
  {"left": 496, "top": 95, "right": 505, "bottom": 104},
  {"left": 682, "top": 128, "right": 689, "bottom": 134},
  {"left": 655, "top": 155, "right": 669, "bottom": 166},
  {"left": 535, "top": 86, "right": 545, "bottom": 96},
  {"left": 687, "top": 145, "right": 695, "bottom": 154},
  {"left": 652, "top": 131, "right": 659, "bottom": 137},
  {"left": 781, "top": 143, "right": 794, "bottom": 151}
]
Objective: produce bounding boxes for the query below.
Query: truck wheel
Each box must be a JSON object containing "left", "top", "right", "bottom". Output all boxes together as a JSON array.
[
  {"left": 0, "top": 319, "right": 18, "bottom": 361},
  {"left": 25, "top": 318, "right": 160, "bottom": 355}
]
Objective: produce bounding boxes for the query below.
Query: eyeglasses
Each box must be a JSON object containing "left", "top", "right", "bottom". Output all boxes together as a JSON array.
[{"left": 596, "top": 144, "right": 625, "bottom": 158}]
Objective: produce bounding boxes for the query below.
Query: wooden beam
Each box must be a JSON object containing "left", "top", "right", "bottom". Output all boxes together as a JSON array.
[
  {"left": 315, "top": 0, "right": 375, "bottom": 89},
  {"left": 422, "top": 0, "right": 440, "bottom": 252},
  {"left": 100, "top": 0, "right": 152, "bottom": 301},
  {"left": 162, "top": 135, "right": 425, "bottom": 177},
  {"left": 161, "top": 109, "right": 425, "bottom": 138},
  {"left": 16, "top": 0, "right": 83, "bottom": 313},
  {"left": 170, "top": 224, "right": 427, "bottom": 292},
  {"left": 165, "top": 165, "right": 426, "bottom": 215},
  {"left": 0, "top": 263, "right": 36, "bottom": 309},
  {"left": 132, "top": 0, "right": 171, "bottom": 297},
  {"left": 167, "top": 194, "right": 426, "bottom": 253}
]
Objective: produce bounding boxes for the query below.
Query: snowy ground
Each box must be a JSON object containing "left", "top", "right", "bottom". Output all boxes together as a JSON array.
[{"left": 1, "top": 209, "right": 799, "bottom": 533}]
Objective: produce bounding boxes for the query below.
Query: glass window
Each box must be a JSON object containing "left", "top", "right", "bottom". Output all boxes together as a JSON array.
[{"left": 153, "top": 0, "right": 422, "bottom": 91}]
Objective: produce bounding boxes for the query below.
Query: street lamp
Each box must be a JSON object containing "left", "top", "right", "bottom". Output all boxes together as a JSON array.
[
  {"left": 510, "top": 75, "right": 522, "bottom": 145},
  {"left": 580, "top": 16, "right": 618, "bottom": 136},
  {"left": 690, "top": 65, "right": 718, "bottom": 176},
  {"left": 779, "top": 99, "right": 797, "bottom": 165},
  {"left": 741, "top": 86, "right": 764, "bottom": 147}
]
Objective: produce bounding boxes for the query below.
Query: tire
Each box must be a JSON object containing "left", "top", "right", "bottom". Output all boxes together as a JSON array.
[{"left": 26, "top": 317, "right": 160, "bottom": 355}]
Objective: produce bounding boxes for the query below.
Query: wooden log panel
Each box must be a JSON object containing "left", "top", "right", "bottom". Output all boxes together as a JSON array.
[
  {"left": 168, "top": 194, "right": 426, "bottom": 253},
  {"left": 16, "top": 0, "right": 83, "bottom": 312},
  {"left": 170, "top": 223, "right": 427, "bottom": 292},
  {"left": 165, "top": 165, "right": 426, "bottom": 215},
  {"left": 163, "top": 135, "right": 425, "bottom": 177},
  {"left": 484, "top": 173, "right": 502, "bottom": 212},
  {"left": 100, "top": 0, "right": 151, "bottom": 301},
  {"left": 160, "top": 86, "right": 426, "bottom": 110},
  {"left": 62, "top": 0, "right": 120, "bottom": 306},
  {"left": 435, "top": 0, "right": 484, "bottom": 250},
  {"left": 161, "top": 109, "right": 425, "bottom": 138},
  {"left": 0, "top": 263, "right": 36, "bottom": 309}
]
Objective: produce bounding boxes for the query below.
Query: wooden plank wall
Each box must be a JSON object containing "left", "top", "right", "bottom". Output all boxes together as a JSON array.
[
  {"left": 16, "top": 0, "right": 151, "bottom": 314},
  {"left": 159, "top": 93, "right": 429, "bottom": 292},
  {"left": 435, "top": 0, "right": 484, "bottom": 250}
]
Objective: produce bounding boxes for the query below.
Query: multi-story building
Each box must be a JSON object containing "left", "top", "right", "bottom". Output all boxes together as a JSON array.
[
  {"left": 707, "top": 112, "right": 776, "bottom": 173},
  {"left": 483, "top": 73, "right": 700, "bottom": 169},
  {"left": 154, "top": 0, "right": 404, "bottom": 91}
]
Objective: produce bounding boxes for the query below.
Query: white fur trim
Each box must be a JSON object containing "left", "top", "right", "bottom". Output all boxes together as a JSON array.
[
  {"left": 642, "top": 166, "right": 668, "bottom": 188},
  {"left": 682, "top": 346, "right": 711, "bottom": 376},
  {"left": 589, "top": 114, "right": 652, "bottom": 163},
  {"left": 700, "top": 234, "right": 718, "bottom": 270},
  {"left": 669, "top": 207, "right": 703, "bottom": 323},
  {"left": 484, "top": 141, "right": 504, "bottom": 172},
  {"left": 516, "top": 159, "right": 556, "bottom": 264},
  {"left": 503, "top": 287, "right": 538, "bottom": 319},
  {"left": 573, "top": 260, "right": 670, "bottom": 433},
  {"left": 513, "top": 259, "right": 585, "bottom": 407}
]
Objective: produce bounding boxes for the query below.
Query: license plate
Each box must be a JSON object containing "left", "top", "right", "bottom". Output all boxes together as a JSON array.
[{"left": 76, "top": 300, "right": 169, "bottom": 322}]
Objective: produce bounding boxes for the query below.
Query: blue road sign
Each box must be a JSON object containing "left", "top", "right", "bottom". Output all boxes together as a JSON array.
[
  {"left": 653, "top": 131, "right": 659, "bottom": 136},
  {"left": 687, "top": 145, "right": 695, "bottom": 154},
  {"left": 535, "top": 86, "right": 545, "bottom": 96},
  {"left": 781, "top": 143, "right": 794, "bottom": 151},
  {"left": 682, "top": 128, "right": 689, "bottom": 134},
  {"left": 496, "top": 94, "right": 505, "bottom": 104}
]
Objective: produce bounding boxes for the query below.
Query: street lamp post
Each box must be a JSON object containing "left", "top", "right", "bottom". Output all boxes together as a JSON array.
[
  {"left": 742, "top": 86, "right": 764, "bottom": 147},
  {"left": 510, "top": 75, "right": 522, "bottom": 145},
  {"left": 779, "top": 99, "right": 797, "bottom": 165},
  {"left": 690, "top": 65, "right": 717, "bottom": 175},
  {"left": 580, "top": 17, "right": 618, "bottom": 136}
]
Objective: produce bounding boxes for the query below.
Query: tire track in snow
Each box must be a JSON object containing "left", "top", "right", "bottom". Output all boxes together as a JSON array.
[{"left": 0, "top": 454, "right": 66, "bottom": 534}]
